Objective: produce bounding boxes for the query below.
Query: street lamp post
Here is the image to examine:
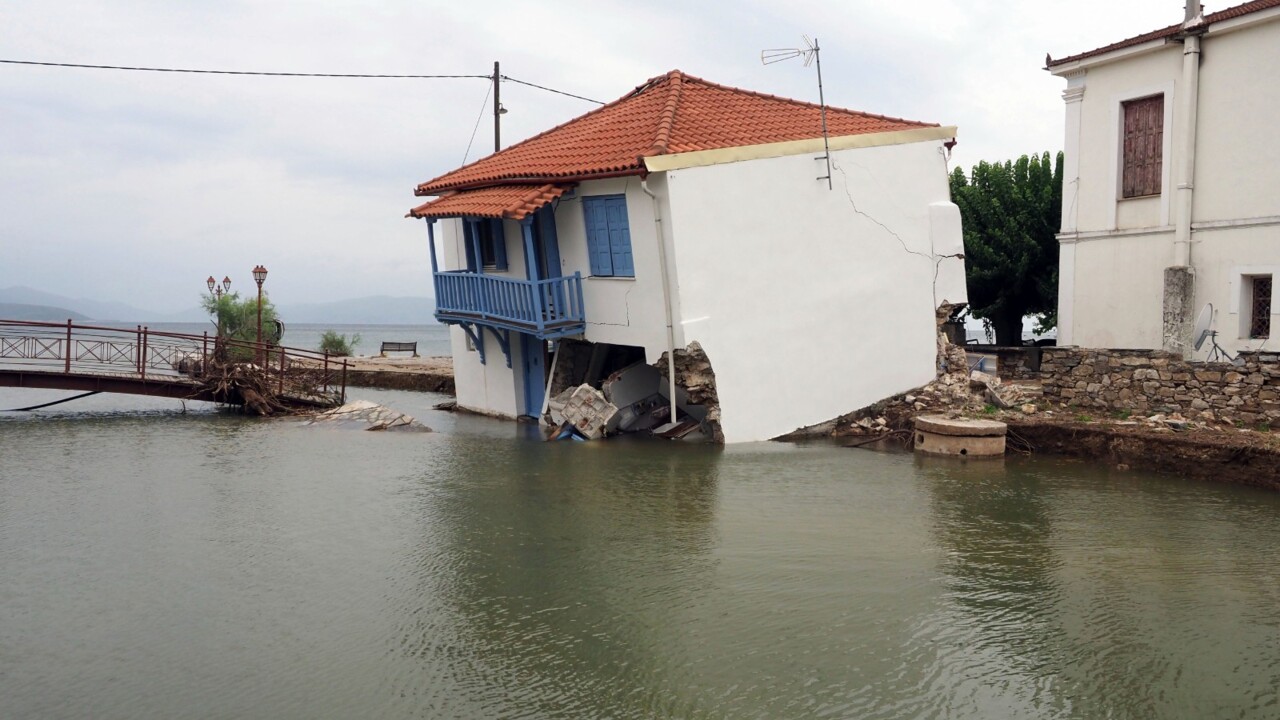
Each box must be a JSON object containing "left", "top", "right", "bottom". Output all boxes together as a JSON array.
[{"left": 252, "top": 265, "right": 268, "bottom": 363}]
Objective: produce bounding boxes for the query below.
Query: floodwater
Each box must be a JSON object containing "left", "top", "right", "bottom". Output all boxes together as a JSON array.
[{"left": 2, "top": 387, "right": 1279, "bottom": 719}]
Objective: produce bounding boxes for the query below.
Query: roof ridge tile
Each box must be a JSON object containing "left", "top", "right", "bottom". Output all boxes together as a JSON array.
[{"left": 647, "top": 70, "right": 685, "bottom": 157}]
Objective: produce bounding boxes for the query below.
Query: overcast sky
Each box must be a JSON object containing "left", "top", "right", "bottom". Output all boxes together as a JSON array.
[{"left": 2, "top": 0, "right": 1192, "bottom": 312}]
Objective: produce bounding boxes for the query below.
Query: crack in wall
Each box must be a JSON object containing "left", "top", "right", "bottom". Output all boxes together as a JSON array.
[
  {"left": 588, "top": 282, "right": 634, "bottom": 327},
  {"left": 831, "top": 158, "right": 964, "bottom": 310}
]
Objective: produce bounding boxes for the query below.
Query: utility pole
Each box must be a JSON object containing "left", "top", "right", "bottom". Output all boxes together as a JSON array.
[{"left": 493, "top": 61, "right": 501, "bottom": 152}]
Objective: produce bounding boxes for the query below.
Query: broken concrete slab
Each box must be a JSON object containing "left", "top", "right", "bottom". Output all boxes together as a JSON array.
[
  {"left": 603, "top": 362, "right": 663, "bottom": 408},
  {"left": 561, "top": 384, "right": 620, "bottom": 440},
  {"left": 306, "top": 399, "right": 431, "bottom": 432}
]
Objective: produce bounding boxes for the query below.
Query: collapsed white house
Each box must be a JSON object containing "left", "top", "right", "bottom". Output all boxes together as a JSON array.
[{"left": 408, "top": 70, "right": 967, "bottom": 443}]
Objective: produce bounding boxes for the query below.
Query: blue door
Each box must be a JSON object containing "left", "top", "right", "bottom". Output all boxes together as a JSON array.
[{"left": 519, "top": 333, "right": 546, "bottom": 417}]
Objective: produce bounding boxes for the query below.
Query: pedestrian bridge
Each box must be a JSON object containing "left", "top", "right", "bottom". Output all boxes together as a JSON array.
[{"left": 0, "top": 319, "right": 348, "bottom": 410}]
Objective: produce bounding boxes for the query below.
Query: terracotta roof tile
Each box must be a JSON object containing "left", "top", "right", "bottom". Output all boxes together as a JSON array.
[
  {"left": 413, "top": 70, "right": 937, "bottom": 195},
  {"left": 1047, "top": 0, "right": 1280, "bottom": 68},
  {"left": 406, "top": 183, "right": 571, "bottom": 220}
]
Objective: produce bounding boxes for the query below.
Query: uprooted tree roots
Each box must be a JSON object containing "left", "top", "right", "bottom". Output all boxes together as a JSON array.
[{"left": 194, "top": 345, "right": 336, "bottom": 416}]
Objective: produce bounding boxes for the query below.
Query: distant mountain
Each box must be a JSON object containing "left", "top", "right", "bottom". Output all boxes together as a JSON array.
[
  {"left": 0, "top": 286, "right": 157, "bottom": 322},
  {"left": 278, "top": 296, "right": 436, "bottom": 325},
  {"left": 0, "top": 286, "right": 436, "bottom": 325},
  {"left": 0, "top": 302, "right": 90, "bottom": 322}
]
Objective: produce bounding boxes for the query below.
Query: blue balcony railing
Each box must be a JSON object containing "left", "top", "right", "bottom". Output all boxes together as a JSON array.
[{"left": 433, "top": 271, "right": 586, "bottom": 339}]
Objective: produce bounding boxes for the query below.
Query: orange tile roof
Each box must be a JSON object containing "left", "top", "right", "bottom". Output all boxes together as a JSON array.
[
  {"left": 407, "top": 183, "right": 572, "bottom": 221},
  {"left": 413, "top": 70, "right": 937, "bottom": 196},
  {"left": 1047, "top": 0, "right": 1280, "bottom": 68}
]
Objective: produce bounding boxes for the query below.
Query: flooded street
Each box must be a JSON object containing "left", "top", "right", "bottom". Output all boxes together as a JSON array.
[{"left": 2, "top": 387, "right": 1279, "bottom": 719}]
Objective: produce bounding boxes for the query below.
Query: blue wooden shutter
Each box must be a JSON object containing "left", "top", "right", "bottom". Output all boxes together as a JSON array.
[
  {"left": 462, "top": 220, "right": 477, "bottom": 272},
  {"left": 604, "top": 197, "right": 633, "bottom": 277},
  {"left": 583, "top": 198, "right": 613, "bottom": 276},
  {"left": 489, "top": 219, "right": 508, "bottom": 270}
]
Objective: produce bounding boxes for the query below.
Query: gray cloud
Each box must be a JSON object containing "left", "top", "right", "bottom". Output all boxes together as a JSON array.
[{"left": 2, "top": 0, "right": 1183, "bottom": 312}]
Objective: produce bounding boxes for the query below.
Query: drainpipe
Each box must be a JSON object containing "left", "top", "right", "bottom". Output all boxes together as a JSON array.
[
  {"left": 641, "top": 178, "right": 678, "bottom": 424},
  {"left": 1173, "top": 7, "right": 1203, "bottom": 267}
]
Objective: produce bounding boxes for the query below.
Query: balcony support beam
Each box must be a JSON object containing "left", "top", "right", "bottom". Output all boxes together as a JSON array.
[
  {"left": 459, "top": 322, "right": 486, "bottom": 365},
  {"left": 426, "top": 220, "right": 438, "bottom": 275}
]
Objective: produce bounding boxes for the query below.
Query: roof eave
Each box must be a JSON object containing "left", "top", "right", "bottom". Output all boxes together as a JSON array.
[
  {"left": 1046, "top": 37, "right": 1174, "bottom": 75},
  {"left": 416, "top": 167, "right": 646, "bottom": 197},
  {"left": 1046, "top": 1, "right": 1280, "bottom": 74},
  {"left": 642, "top": 125, "right": 955, "bottom": 174}
]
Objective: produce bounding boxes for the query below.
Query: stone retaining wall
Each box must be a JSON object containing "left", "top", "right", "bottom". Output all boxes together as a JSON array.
[
  {"left": 344, "top": 369, "right": 454, "bottom": 394},
  {"left": 1040, "top": 348, "right": 1280, "bottom": 425}
]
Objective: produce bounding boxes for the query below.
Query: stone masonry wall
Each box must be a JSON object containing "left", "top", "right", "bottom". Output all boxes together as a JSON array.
[{"left": 1040, "top": 348, "right": 1280, "bottom": 425}]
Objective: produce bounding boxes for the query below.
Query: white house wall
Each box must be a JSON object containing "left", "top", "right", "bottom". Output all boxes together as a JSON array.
[
  {"left": 549, "top": 177, "right": 672, "bottom": 359},
  {"left": 1055, "top": 15, "right": 1280, "bottom": 356},
  {"left": 434, "top": 216, "right": 523, "bottom": 418},
  {"left": 662, "top": 140, "right": 965, "bottom": 443}
]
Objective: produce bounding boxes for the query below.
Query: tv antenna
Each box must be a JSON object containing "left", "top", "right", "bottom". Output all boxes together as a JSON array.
[
  {"left": 1193, "top": 303, "right": 1236, "bottom": 362},
  {"left": 762, "top": 35, "right": 833, "bottom": 190}
]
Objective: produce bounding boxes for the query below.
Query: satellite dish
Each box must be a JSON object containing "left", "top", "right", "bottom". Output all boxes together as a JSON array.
[{"left": 1192, "top": 303, "right": 1214, "bottom": 351}]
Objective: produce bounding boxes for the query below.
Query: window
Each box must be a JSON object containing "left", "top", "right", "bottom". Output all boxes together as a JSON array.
[
  {"left": 1121, "top": 95, "right": 1163, "bottom": 198},
  {"left": 1250, "top": 275, "right": 1272, "bottom": 339},
  {"left": 463, "top": 218, "right": 507, "bottom": 271},
  {"left": 582, "top": 195, "right": 634, "bottom": 278}
]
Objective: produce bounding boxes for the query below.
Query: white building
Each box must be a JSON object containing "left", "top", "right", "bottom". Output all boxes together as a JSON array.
[
  {"left": 1048, "top": 0, "right": 1280, "bottom": 357},
  {"left": 408, "top": 70, "right": 966, "bottom": 443}
]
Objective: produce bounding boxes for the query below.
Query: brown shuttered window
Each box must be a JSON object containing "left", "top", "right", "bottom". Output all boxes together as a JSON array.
[
  {"left": 1251, "top": 276, "right": 1272, "bottom": 339},
  {"left": 1121, "top": 95, "right": 1164, "bottom": 198}
]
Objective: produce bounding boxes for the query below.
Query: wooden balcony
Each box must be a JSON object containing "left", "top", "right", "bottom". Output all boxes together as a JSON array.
[{"left": 433, "top": 271, "right": 586, "bottom": 339}]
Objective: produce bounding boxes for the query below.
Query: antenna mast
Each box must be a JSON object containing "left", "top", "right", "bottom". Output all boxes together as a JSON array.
[{"left": 762, "top": 35, "right": 833, "bottom": 189}]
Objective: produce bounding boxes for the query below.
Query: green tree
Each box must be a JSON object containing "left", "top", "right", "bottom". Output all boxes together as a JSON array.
[
  {"left": 318, "top": 330, "right": 360, "bottom": 357},
  {"left": 949, "top": 152, "right": 1063, "bottom": 346},
  {"left": 202, "top": 291, "right": 281, "bottom": 355}
]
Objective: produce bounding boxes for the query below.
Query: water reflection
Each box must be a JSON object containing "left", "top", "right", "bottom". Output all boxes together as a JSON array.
[
  {"left": 919, "top": 455, "right": 1280, "bottom": 718},
  {"left": 397, "top": 437, "right": 721, "bottom": 717},
  {"left": 6, "top": 392, "right": 1280, "bottom": 719}
]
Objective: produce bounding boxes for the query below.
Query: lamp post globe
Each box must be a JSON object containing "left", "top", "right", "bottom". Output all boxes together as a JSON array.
[{"left": 206, "top": 276, "right": 216, "bottom": 293}]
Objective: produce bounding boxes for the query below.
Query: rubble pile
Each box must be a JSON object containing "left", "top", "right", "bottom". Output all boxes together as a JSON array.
[
  {"left": 305, "top": 400, "right": 430, "bottom": 432},
  {"left": 547, "top": 342, "right": 720, "bottom": 442}
]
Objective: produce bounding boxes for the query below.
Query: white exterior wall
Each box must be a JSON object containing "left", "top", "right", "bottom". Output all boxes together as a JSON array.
[
  {"left": 662, "top": 140, "right": 966, "bottom": 443},
  {"left": 434, "top": 216, "right": 524, "bottom": 418},
  {"left": 549, "top": 177, "right": 672, "bottom": 359},
  {"left": 1055, "top": 12, "right": 1280, "bottom": 355},
  {"left": 433, "top": 177, "right": 675, "bottom": 418}
]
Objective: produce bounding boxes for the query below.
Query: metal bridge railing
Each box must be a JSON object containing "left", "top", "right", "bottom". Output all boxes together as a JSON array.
[{"left": 0, "top": 319, "right": 348, "bottom": 404}]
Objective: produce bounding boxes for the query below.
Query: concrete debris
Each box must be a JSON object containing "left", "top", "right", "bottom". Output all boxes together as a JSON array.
[
  {"left": 561, "top": 384, "right": 620, "bottom": 440},
  {"left": 653, "top": 418, "right": 706, "bottom": 441},
  {"left": 306, "top": 399, "right": 430, "bottom": 432},
  {"left": 1021, "top": 404, "right": 1038, "bottom": 414}
]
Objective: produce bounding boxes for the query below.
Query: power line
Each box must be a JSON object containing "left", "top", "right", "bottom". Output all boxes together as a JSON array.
[
  {"left": 0, "top": 58, "right": 488, "bottom": 79},
  {"left": 462, "top": 81, "right": 493, "bottom": 165},
  {"left": 501, "top": 75, "right": 604, "bottom": 105}
]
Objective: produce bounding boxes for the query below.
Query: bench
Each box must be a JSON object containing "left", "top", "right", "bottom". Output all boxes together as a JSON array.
[{"left": 380, "top": 341, "right": 419, "bottom": 357}]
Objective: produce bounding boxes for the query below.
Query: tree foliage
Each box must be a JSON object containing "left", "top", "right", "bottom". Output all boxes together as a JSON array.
[
  {"left": 201, "top": 291, "right": 281, "bottom": 353},
  {"left": 949, "top": 152, "right": 1063, "bottom": 346},
  {"left": 318, "top": 330, "right": 360, "bottom": 357}
]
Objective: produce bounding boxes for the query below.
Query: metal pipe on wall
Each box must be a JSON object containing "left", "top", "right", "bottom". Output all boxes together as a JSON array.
[{"left": 641, "top": 178, "right": 678, "bottom": 424}]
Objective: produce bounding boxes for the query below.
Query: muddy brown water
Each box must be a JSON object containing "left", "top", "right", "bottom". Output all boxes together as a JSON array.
[{"left": 3, "top": 386, "right": 1279, "bottom": 719}]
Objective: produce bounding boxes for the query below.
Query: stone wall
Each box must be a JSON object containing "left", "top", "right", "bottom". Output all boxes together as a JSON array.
[
  {"left": 1040, "top": 348, "right": 1280, "bottom": 425},
  {"left": 969, "top": 345, "right": 1043, "bottom": 380}
]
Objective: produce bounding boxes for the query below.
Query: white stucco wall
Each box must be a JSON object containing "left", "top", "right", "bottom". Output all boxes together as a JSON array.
[
  {"left": 434, "top": 216, "right": 525, "bottom": 418},
  {"left": 548, "top": 177, "right": 672, "bottom": 359},
  {"left": 662, "top": 139, "right": 965, "bottom": 443},
  {"left": 1055, "top": 13, "right": 1280, "bottom": 355}
]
